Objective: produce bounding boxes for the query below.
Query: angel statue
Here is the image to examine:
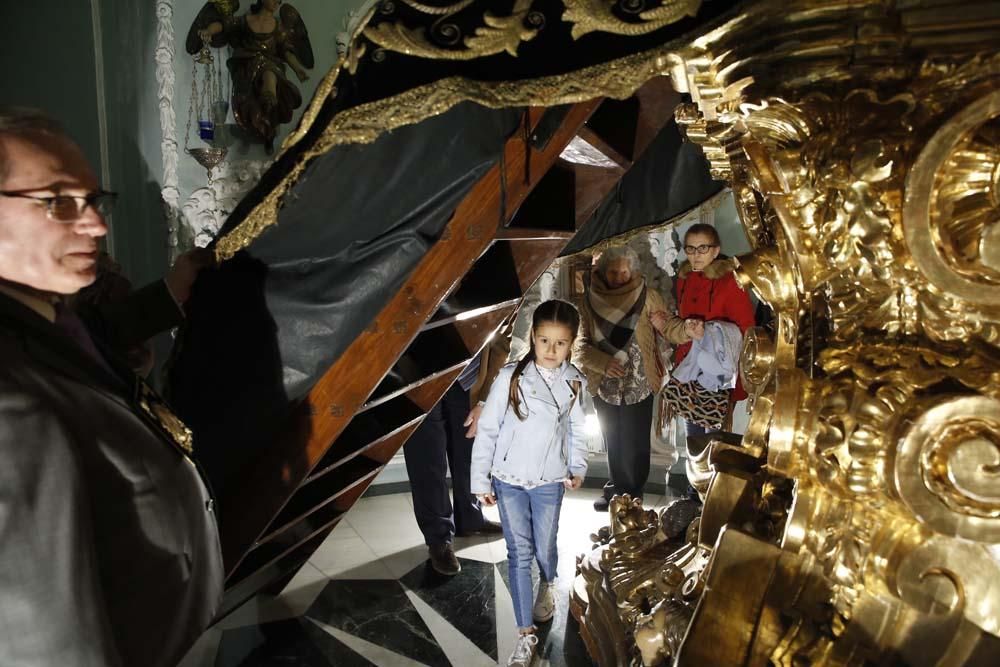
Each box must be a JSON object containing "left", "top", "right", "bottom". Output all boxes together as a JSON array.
[{"left": 187, "top": 0, "right": 314, "bottom": 153}]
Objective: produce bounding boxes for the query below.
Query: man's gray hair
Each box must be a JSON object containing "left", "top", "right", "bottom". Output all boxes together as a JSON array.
[
  {"left": 0, "top": 107, "right": 66, "bottom": 185},
  {"left": 596, "top": 245, "right": 640, "bottom": 276}
]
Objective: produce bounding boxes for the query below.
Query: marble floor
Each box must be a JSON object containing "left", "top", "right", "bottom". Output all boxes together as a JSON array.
[{"left": 179, "top": 487, "right": 676, "bottom": 667}]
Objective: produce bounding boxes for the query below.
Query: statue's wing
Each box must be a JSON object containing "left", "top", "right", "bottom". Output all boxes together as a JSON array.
[
  {"left": 279, "top": 3, "right": 314, "bottom": 69},
  {"left": 185, "top": 0, "right": 240, "bottom": 55}
]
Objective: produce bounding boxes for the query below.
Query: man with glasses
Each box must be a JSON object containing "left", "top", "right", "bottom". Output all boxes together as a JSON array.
[{"left": 0, "top": 107, "right": 223, "bottom": 666}]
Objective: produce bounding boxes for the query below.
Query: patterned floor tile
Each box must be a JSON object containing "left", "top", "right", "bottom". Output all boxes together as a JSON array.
[
  {"left": 305, "top": 579, "right": 450, "bottom": 666},
  {"left": 401, "top": 557, "right": 498, "bottom": 660},
  {"left": 215, "top": 618, "right": 374, "bottom": 667}
]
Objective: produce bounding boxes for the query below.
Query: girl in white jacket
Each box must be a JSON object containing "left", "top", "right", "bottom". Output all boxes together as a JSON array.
[{"left": 470, "top": 300, "right": 589, "bottom": 667}]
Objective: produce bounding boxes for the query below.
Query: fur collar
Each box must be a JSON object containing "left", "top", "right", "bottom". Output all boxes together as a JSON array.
[{"left": 677, "top": 256, "right": 736, "bottom": 280}]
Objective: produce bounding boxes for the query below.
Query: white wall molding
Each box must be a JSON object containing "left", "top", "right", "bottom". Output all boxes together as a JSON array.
[
  {"left": 155, "top": 0, "right": 181, "bottom": 264},
  {"left": 181, "top": 158, "right": 271, "bottom": 248}
]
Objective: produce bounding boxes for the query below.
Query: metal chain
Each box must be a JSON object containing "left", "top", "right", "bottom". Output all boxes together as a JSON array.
[{"left": 184, "top": 58, "right": 197, "bottom": 152}]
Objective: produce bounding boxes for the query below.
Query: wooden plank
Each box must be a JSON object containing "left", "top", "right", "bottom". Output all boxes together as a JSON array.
[
  {"left": 422, "top": 298, "right": 521, "bottom": 331},
  {"left": 255, "top": 457, "right": 383, "bottom": 548},
  {"left": 307, "top": 420, "right": 422, "bottom": 482},
  {"left": 494, "top": 227, "right": 575, "bottom": 241}
]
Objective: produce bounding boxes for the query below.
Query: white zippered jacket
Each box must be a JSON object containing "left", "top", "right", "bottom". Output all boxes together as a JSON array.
[{"left": 470, "top": 361, "right": 589, "bottom": 495}]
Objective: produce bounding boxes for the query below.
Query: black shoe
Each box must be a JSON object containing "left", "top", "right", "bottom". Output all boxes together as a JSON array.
[
  {"left": 428, "top": 543, "right": 461, "bottom": 576},
  {"left": 593, "top": 496, "right": 610, "bottom": 512},
  {"left": 456, "top": 519, "right": 503, "bottom": 537}
]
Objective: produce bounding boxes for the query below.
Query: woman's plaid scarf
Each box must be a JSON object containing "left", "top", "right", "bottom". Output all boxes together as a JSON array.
[{"left": 585, "top": 271, "right": 647, "bottom": 359}]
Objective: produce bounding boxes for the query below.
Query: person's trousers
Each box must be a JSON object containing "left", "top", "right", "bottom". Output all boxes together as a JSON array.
[
  {"left": 595, "top": 394, "right": 654, "bottom": 500},
  {"left": 493, "top": 478, "right": 564, "bottom": 630},
  {"left": 403, "top": 382, "right": 486, "bottom": 545}
]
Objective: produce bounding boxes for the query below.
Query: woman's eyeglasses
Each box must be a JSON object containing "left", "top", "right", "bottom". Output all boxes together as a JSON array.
[
  {"left": 0, "top": 190, "right": 118, "bottom": 222},
  {"left": 684, "top": 244, "right": 718, "bottom": 255}
]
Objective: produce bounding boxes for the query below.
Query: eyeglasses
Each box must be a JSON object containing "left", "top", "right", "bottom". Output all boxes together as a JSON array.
[
  {"left": 0, "top": 189, "right": 118, "bottom": 222},
  {"left": 684, "top": 243, "right": 718, "bottom": 255}
]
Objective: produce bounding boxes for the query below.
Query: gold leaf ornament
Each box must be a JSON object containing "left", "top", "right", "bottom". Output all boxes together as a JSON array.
[
  {"left": 139, "top": 385, "right": 195, "bottom": 457},
  {"left": 895, "top": 395, "right": 1000, "bottom": 543},
  {"left": 563, "top": 0, "right": 702, "bottom": 40},
  {"left": 363, "top": 0, "right": 540, "bottom": 60},
  {"left": 904, "top": 89, "right": 1000, "bottom": 308},
  {"left": 210, "top": 0, "right": 238, "bottom": 17}
]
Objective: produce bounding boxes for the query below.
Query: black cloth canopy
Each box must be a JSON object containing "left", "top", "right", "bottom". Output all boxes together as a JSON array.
[
  {"left": 563, "top": 117, "right": 723, "bottom": 256},
  {"left": 168, "top": 103, "right": 521, "bottom": 492}
]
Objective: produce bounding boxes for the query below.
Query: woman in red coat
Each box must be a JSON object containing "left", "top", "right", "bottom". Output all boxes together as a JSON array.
[{"left": 674, "top": 223, "right": 756, "bottom": 437}]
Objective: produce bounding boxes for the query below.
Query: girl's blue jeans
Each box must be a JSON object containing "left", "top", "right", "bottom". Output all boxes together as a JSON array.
[{"left": 493, "top": 478, "right": 564, "bottom": 629}]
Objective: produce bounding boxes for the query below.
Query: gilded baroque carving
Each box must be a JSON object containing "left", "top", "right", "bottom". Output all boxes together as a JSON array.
[
  {"left": 571, "top": 2, "right": 1000, "bottom": 665},
  {"left": 363, "top": 0, "right": 542, "bottom": 60},
  {"left": 577, "top": 495, "right": 710, "bottom": 666},
  {"left": 563, "top": 0, "right": 702, "bottom": 40}
]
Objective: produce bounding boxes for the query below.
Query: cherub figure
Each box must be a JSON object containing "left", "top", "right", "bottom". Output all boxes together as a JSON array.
[{"left": 187, "top": 0, "right": 314, "bottom": 152}]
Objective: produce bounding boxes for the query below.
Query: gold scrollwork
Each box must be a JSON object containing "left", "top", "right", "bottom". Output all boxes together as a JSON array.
[
  {"left": 895, "top": 395, "right": 1000, "bottom": 543},
  {"left": 569, "top": 5, "right": 1000, "bottom": 666},
  {"left": 401, "top": 0, "right": 476, "bottom": 15},
  {"left": 563, "top": 0, "right": 702, "bottom": 40},
  {"left": 904, "top": 89, "right": 1000, "bottom": 307},
  {"left": 215, "top": 48, "right": 674, "bottom": 260},
  {"left": 739, "top": 326, "right": 774, "bottom": 405},
  {"left": 363, "top": 0, "right": 540, "bottom": 60}
]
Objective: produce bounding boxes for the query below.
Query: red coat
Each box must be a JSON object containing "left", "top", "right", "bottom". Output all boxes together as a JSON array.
[{"left": 674, "top": 257, "right": 755, "bottom": 401}]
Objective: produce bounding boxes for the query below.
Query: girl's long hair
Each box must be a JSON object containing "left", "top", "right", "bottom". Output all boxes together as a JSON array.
[{"left": 508, "top": 300, "right": 581, "bottom": 420}]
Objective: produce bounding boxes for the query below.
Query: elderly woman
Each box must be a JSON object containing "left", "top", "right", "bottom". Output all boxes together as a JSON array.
[{"left": 577, "top": 246, "right": 694, "bottom": 511}]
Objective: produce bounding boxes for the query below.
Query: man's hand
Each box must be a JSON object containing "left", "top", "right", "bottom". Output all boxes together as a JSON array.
[
  {"left": 605, "top": 358, "right": 626, "bottom": 379},
  {"left": 684, "top": 318, "right": 705, "bottom": 340},
  {"left": 478, "top": 492, "right": 497, "bottom": 506},
  {"left": 165, "top": 248, "right": 216, "bottom": 306},
  {"left": 464, "top": 404, "right": 484, "bottom": 438},
  {"left": 564, "top": 476, "right": 583, "bottom": 490},
  {"left": 649, "top": 310, "right": 670, "bottom": 334}
]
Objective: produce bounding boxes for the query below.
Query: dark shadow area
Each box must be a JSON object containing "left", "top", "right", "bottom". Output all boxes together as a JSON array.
[{"left": 166, "top": 253, "right": 287, "bottom": 499}]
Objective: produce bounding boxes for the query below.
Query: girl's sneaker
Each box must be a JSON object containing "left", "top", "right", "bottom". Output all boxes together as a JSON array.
[
  {"left": 532, "top": 582, "right": 555, "bottom": 622},
  {"left": 507, "top": 633, "right": 539, "bottom": 667}
]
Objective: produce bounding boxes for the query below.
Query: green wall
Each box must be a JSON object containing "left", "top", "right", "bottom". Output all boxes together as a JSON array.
[
  {"left": 100, "top": 0, "right": 166, "bottom": 287},
  {"left": 0, "top": 3, "right": 103, "bottom": 192}
]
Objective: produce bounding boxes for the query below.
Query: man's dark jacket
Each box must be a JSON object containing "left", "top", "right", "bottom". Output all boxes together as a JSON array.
[{"left": 0, "top": 283, "right": 223, "bottom": 667}]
